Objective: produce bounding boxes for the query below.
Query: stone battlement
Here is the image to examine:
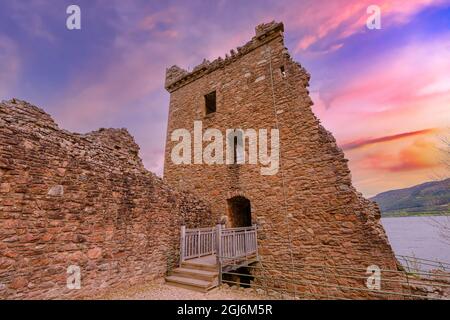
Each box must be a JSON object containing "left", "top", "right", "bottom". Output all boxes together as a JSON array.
[{"left": 165, "top": 21, "right": 284, "bottom": 92}]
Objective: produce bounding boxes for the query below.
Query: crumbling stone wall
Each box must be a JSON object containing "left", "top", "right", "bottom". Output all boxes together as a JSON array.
[
  {"left": 164, "top": 21, "right": 402, "bottom": 298},
  {"left": 0, "top": 100, "right": 213, "bottom": 299}
]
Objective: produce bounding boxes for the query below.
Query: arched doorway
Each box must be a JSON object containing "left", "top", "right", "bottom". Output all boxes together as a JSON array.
[{"left": 227, "top": 196, "right": 251, "bottom": 228}]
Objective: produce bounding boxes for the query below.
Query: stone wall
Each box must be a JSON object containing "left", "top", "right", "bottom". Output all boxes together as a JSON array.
[
  {"left": 0, "top": 100, "right": 213, "bottom": 299},
  {"left": 163, "top": 21, "right": 403, "bottom": 298}
]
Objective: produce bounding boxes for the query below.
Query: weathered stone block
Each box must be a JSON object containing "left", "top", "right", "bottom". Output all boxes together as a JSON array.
[{"left": 47, "top": 185, "right": 64, "bottom": 197}]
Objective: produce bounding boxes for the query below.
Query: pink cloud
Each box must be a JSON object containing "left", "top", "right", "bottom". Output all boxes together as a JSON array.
[
  {"left": 139, "top": 6, "right": 178, "bottom": 30},
  {"left": 313, "top": 33, "right": 450, "bottom": 144},
  {"left": 309, "top": 31, "right": 450, "bottom": 196},
  {"left": 138, "top": 6, "right": 180, "bottom": 39},
  {"left": 39, "top": 1, "right": 450, "bottom": 186},
  {"left": 359, "top": 138, "right": 440, "bottom": 172},
  {"left": 283, "top": 0, "right": 449, "bottom": 52},
  {"left": 50, "top": 5, "right": 258, "bottom": 175}
]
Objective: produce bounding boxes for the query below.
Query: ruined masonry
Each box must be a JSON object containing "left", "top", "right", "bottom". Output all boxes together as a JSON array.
[
  {"left": 164, "top": 21, "right": 401, "bottom": 298},
  {"left": 0, "top": 100, "right": 212, "bottom": 299},
  {"left": 0, "top": 21, "right": 403, "bottom": 300}
]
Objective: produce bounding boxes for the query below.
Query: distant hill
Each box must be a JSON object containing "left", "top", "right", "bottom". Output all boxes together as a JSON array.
[{"left": 370, "top": 178, "right": 450, "bottom": 217}]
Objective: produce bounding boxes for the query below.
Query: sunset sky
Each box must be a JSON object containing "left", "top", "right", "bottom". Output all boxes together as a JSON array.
[{"left": 1, "top": 0, "right": 449, "bottom": 197}]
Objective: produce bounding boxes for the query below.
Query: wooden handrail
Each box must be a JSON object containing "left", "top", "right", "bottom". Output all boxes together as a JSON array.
[{"left": 180, "top": 224, "right": 258, "bottom": 264}]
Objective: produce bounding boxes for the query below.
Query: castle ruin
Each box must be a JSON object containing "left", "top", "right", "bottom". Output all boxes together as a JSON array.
[
  {"left": 0, "top": 100, "right": 212, "bottom": 299},
  {"left": 0, "top": 21, "right": 405, "bottom": 300},
  {"left": 164, "top": 21, "right": 401, "bottom": 298}
]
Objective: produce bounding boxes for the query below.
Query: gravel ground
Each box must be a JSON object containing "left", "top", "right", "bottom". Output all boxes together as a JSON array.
[{"left": 101, "top": 282, "right": 276, "bottom": 300}]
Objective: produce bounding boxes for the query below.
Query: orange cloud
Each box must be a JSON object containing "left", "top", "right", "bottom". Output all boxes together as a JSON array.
[
  {"left": 360, "top": 138, "right": 440, "bottom": 172},
  {"left": 341, "top": 128, "right": 436, "bottom": 150},
  {"left": 342, "top": 127, "right": 446, "bottom": 196}
]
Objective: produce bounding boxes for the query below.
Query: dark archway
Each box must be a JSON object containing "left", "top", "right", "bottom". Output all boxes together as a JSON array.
[{"left": 227, "top": 196, "right": 251, "bottom": 228}]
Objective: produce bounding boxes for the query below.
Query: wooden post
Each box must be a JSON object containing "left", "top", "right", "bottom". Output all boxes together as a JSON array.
[
  {"left": 216, "top": 224, "right": 223, "bottom": 285},
  {"left": 197, "top": 229, "right": 201, "bottom": 258},
  {"left": 180, "top": 225, "right": 186, "bottom": 263},
  {"left": 244, "top": 229, "right": 248, "bottom": 258},
  {"left": 216, "top": 224, "right": 222, "bottom": 263},
  {"left": 233, "top": 230, "right": 236, "bottom": 260},
  {"left": 254, "top": 224, "right": 259, "bottom": 261}
]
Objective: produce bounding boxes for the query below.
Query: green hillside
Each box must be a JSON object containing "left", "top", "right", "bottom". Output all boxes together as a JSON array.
[{"left": 370, "top": 178, "right": 450, "bottom": 217}]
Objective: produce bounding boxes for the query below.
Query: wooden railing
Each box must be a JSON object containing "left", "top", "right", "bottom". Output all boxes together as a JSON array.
[
  {"left": 180, "top": 226, "right": 216, "bottom": 261},
  {"left": 218, "top": 225, "right": 258, "bottom": 263},
  {"left": 180, "top": 224, "right": 258, "bottom": 264}
]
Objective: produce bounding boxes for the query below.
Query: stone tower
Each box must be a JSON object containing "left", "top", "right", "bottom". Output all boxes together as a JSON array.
[{"left": 164, "top": 22, "right": 401, "bottom": 298}]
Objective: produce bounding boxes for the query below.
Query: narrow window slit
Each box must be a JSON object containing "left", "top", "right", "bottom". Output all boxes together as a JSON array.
[
  {"left": 204, "top": 91, "right": 216, "bottom": 115},
  {"left": 280, "top": 66, "right": 286, "bottom": 78}
]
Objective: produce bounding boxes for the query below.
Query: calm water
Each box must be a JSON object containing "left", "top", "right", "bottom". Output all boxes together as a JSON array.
[{"left": 381, "top": 216, "right": 450, "bottom": 267}]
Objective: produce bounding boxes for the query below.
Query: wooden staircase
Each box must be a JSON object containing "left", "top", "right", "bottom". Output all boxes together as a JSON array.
[
  {"left": 165, "top": 258, "right": 219, "bottom": 292},
  {"left": 166, "top": 225, "right": 258, "bottom": 292}
]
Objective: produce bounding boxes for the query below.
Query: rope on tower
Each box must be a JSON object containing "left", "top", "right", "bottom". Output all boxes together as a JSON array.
[{"left": 266, "top": 44, "right": 297, "bottom": 298}]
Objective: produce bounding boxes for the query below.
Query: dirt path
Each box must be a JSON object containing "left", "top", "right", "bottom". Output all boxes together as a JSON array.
[{"left": 101, "top": 282, "right": 275, "bottom": 300}]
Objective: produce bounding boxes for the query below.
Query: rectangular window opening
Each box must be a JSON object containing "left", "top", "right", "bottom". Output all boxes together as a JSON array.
[{"left": 204, "top": 91, "right": 216, "bottom": 115}]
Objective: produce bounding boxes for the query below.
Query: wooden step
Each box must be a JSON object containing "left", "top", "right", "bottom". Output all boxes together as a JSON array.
[
  {"left": 172, "top": 267, "right": 218, "bottom": 281},
  {"left": 181, "top": 260, "right": 218, "bottom": 272},
  {"left": 165, "top": 275, "right": 216, "bottom": 292}
]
